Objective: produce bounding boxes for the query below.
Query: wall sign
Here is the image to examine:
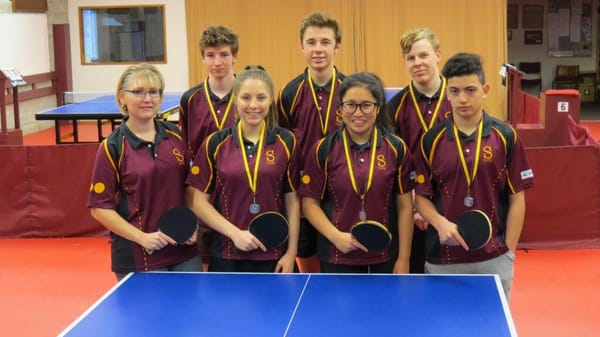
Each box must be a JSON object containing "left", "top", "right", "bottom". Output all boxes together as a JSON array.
[{"left": 548, "top": 0, "right": 592, "bottom": 57}]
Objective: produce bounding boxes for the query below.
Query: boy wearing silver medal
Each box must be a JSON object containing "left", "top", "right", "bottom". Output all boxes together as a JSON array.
[{"left": 414, "top": 53, "right": 534, "bottom": 299}]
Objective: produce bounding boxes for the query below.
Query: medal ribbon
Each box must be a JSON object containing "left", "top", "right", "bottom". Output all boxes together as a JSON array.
[
  {"left": 408, "top": 77, "right": 446, "bottom": 131},
  {"left": 453, "top": 118, "right": 484, "bottom": 192},
  {"left": 238, "top": 121, "right": 266, "bottom": 196},
  {"left": 342, "top": 127, "right": 378, "bottom": 208},
  {"left": 204, "top": 78, "right": 234, "bottom": 130},
  {"left": 307, "top": 68, "right": 337, "bottom": 135}
]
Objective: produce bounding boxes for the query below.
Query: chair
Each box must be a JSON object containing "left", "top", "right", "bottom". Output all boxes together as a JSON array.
[
  {"left": 552, "top": 65, "right": 579, "bottom": 89},
  {"left": 519, "top": 62, "right": 542, "bottom": 95}
]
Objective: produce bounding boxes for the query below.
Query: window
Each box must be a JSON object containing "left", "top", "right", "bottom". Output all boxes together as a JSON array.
[{"left": 79, "top": 6, "right": 166, "bottom": 64}]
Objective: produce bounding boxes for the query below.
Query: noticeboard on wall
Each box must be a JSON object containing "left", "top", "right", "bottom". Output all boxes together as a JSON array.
[
  {"left": 548, "top": 0, "right": 592, "bottom": 57},
  {"left": 12, "top": 0, "right": 48, "bottom": 13}
]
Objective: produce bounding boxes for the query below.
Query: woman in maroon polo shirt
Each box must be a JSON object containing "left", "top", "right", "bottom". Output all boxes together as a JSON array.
[
  {"left": 299, "top": 72, "right": 415, "bottom": 273},
  {"left": 88, "top": 64, "right": 201, "bottom": 280},
  {"left": 187, "top": 66, "right": 301, "bottom": 273}
]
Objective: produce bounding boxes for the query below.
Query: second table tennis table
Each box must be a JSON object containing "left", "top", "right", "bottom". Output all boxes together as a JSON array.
[
  {"left": 34, "top": 94, "right": 181, "bottom": 144},
  {"left": 58, "top": 272, "right": 517, "bottom": 337}
]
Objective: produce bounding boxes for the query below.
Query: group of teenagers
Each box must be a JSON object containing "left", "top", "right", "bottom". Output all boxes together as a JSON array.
[{"left": 87, "top": 12, "right": 535, "bottom": 298}]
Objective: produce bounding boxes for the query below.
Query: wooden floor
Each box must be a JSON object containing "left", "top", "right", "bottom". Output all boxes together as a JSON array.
[{"left": 1, "top": 237, "right": 599, "bottom": 337}]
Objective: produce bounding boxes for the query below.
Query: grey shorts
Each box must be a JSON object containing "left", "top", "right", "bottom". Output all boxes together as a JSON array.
[{"left": 425, "top": 251, "right": 516, "bottom": 299}]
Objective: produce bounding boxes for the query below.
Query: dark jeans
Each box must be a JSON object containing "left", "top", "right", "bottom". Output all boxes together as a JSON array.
[
  {"left": 409, "top": 225, "right": 426, "bottom": 273},
  {"left": 115, "top": 255, "right": 203, "bottom": 281},
  {"left": 319, "top": 258, "right": 395, "bottom": 274},
  {"left": 208, "top": 257, "right": 279, "bottom": 272}
]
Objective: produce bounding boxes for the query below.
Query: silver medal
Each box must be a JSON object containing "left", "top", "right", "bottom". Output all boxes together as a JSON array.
[
  {"left": 464, "top": 196, "right": 474, "bottom": 208},
  {"left": 359, "top": 210, "right": 367, "bottom": 221},
  {"left": 249, "top": 203, "right": 260, "bottom": 214}
]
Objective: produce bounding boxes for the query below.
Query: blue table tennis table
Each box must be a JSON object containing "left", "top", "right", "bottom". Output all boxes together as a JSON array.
[
  {"left": 35, "top": 94, "right": 181, "bottom": 144},
  {"left": 58, "top": 272, "right": 517, "bottom": 337}
]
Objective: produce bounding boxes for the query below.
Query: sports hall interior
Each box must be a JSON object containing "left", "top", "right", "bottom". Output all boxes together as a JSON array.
[{"left": 0, "top": 1, "right": 599, "bottom": 337}]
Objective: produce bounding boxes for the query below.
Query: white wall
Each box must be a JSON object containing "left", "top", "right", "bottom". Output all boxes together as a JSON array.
[
  {"left": 0, "top": 12, "right": 54, "bottom": 134},
  {"left": 508, "top": 0, "right": 598, "bottom": 91},
  {"left": 68, "top": 0, "right": 189, "bottom": 92},
  {"left": 0, "top": 0, "right": 12, "bottom": 12},
  {"left": 0, "top": 13, "right": 51, "bottom": 75}
]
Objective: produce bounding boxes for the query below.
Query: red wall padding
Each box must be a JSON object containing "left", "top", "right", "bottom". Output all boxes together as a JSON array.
[
  {"left": 519, "top": 146, "right": 600, "bottom": 249},
  {"left": 1, "top": 144, "right": 599, "bottom": 249},
  {"left": 0, "top": 144, "right": 107, "bottom": 237}
]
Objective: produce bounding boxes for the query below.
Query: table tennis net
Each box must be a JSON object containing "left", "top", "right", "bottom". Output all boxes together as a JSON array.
[{"left": 63, "top": 92, "right": 114, "bottom": 104}]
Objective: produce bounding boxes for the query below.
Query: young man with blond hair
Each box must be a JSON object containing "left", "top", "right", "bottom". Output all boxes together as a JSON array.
[{"left": 386, "top": 28, "right": 453, "bottom": 273}]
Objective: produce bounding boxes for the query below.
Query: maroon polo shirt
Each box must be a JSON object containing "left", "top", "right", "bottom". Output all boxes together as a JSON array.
[
  {"left": 415, "top": 112, "right": 535, "bottom": 264},
  {"left": 298, "top": 126, "right": 414, "bottom": 265},
  {"left": 186, "top": 122, "right": 301, "bottom": 261},
  {"left": 386, "top": 80, "right": 452, "bottom": 154},
  {"left": 179, "top": 79, "right": 237, "bottom": 157},
  {"left": 277, "top": 67, "right": 346, "bottom": 166},
  {"left": 87, "top": 119, "right": 197, "bottom": 273}
]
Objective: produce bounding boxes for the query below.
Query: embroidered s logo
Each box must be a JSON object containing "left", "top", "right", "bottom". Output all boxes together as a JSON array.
[
  {"left": 172, "top": 148, "right": 185, "bottom": 166},
  {"left": 266, "top": 150, "right": 276, "bottom": 165},
  {"left": 377, "top": 154, "right": 386, "bottom": 170},
  {"left": 483, "top": 146, "right": 493, "bottom": 161}
]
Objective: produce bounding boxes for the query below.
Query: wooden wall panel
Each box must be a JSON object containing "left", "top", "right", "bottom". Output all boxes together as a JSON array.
[
  {"left": 185, "top": 0, "right": 508, "bottom": 118},
  {"left": 361, "top": 0, "right": 508, "bottom": 118},
  {"left": 184, "top": 0, "right": 358, "bottom": 90}
]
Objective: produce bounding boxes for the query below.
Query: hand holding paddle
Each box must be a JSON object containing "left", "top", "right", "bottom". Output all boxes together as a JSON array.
[
  {"left": 248, "top": 212, "right": 289, "bottom": 250},
  {"left": 158, "top": 206, "right": 199, "bottom": 244},
  {"left": 145, "top": 206, "right": 198, "bottom": 255},
  {"left": 233, "top": 212, "right": 288, "bottom": 252},
  {"left": 455, "top": 210, "right": 492, "bottom": 250},
  {"left": 232, "top": 230, "right": 267, "bottom": 252},
  {"left": 331, "top": 231, "right": 368, "bottom": 253},
  {"left": 438, "top": 210, "right": 492, "bottom": 250},
  {"left": 141, "top": 231, "right": 177, "bottom": 255},
  {"left": 350, "top": 220, "right": 392, "bottom": 252}
]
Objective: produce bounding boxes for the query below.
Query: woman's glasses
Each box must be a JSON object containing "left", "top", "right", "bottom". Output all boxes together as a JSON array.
[
  {"left": 122, "top": 89, "right": 161, "bottom": 99},
  {"left": 340, "top": 101, "right": 378, "bottom": 115}
]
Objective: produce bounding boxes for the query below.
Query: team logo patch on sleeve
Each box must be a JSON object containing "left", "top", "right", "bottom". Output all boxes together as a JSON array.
[
  {"left": 411, "top": 171, "right": 426, "bottom": 183},
  {"left": 93, "top": 182, "right": 106, "bottom": 194},
  {"left": 301, "top": 174, "right": 311, "bottom": 185},
  {"left": 520, "top": 169, "right": 534, "bottom": 180}
]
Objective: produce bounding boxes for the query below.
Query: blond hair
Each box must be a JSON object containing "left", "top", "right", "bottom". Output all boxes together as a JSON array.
[
  {"left": 115, "top": 63, "right": 164, "bottom": 115},
  {"left": 400, "top": 28, "right": 440, "bottom": 55}
]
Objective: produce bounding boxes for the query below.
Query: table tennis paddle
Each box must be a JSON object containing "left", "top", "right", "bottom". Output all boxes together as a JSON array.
[
  {"left": 351, "top": 220, "right": 392, "bottom": 251},
  {"left": 157, "top": 206, "right": 198, "bottom": 244},
  {"left": 455, "top": 209, "right": 492, "bottom": 250},
  {"left": 248, "top": 212, "right": 289, "bottom": 250}
]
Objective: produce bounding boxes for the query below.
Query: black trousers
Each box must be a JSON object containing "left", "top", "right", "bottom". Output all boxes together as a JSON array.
[
  {"left": 319, "top": 258, "right": 395, "bottom": 274},
  {"left": 409, "top": 226, "right": 426, "bottom": 274}
]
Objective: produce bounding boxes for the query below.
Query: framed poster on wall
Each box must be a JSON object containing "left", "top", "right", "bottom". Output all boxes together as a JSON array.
[
  {"left": 548, "top": 0, "right": 592, "bottom": 57},
  {"left": 525, "top": 31, "right": 543, "bottom": 45},
  {"left": 508, "top": 5, "right": 518, "bottom": 29},
  {"left": 523, "top": 5, "right": 544, "bottom": 29}
]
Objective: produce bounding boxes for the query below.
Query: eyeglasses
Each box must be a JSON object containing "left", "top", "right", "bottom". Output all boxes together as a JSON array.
[
  {"left": 122, "top": 89, "right": 161, "bottom": 99},
  {"left": 340, "top": 101, "right": 378, "bottom": 115}
]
